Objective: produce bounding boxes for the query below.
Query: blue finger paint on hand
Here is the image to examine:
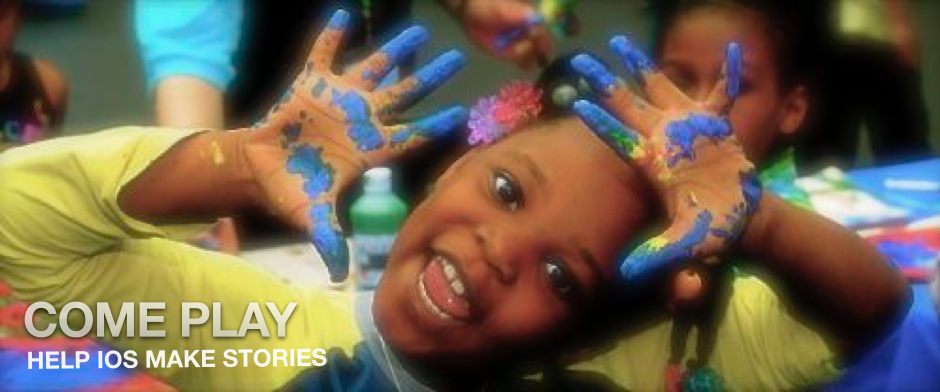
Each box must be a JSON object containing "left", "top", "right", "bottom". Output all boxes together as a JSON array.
[
  {"left": 609, "top": 35, "right": 656, "bottom": 80},
  {"left": 390, "top": 106, "right": 469, "bottom": 146},
  {"left": 364, "top": 26, "right": 430, "bottom": 83},
  {"left": 725, "top": 42, "right": 742, "bottom": 99},
  {"left": 327, "top": 9, "right": 351, "bottom": 30},
  {"left": 740, "top": 170, "right": 762, "bottom": 215},
  {"left": 708, "top": 172, "right": 762, "bottom": 243},
  {"left": 286, "top": 144, "right": 335, "bottom": 196},
  {"left": 572, "top": 100, "right": 644, "bottom": 159},
  {"left": 331, "top": 88, "right": 385, "bottom": 151},
  {"left": 665, "top": 114, "right": 732, "bottom": 167},
  {"left": 622, "top": 210, "right": 713, "bottom": 282},
  {"left": 414, "top": 50, "right": 466, "bottom": 89},
  {"left": 571, "top": 54, "right": 617, "bottom": 96},
  {"left": 311, "top": 78, "right": 328, "bottom": 98},
  {"left": 392, "top": 49, "right": 466, "bottom": 110},
  {"left": 710, "top": 203, "right": 746, "bottom": 241},
  {"left": 310, "top": 202, "right": 349, "bottom": 282}
]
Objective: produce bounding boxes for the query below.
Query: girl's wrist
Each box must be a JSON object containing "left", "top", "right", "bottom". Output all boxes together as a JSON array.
[
  {"left": 230, "top": 129, "right": 266, "bottom": 210},
  {"left": 739, "top": 192, "right": 780, "bottom": 257}
]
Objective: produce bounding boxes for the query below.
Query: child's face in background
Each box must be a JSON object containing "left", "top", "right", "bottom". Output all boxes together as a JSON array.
[
  {"left": 659, "top": 7, "right": 806, "bottom": 163},
  {"left": 374, "top": 119, "right": 650, "bottom": 370}
]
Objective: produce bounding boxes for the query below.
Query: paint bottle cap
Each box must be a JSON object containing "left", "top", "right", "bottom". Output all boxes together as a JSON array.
[{"left": 364, "top": 167, "right": 392, "bottom": 194}]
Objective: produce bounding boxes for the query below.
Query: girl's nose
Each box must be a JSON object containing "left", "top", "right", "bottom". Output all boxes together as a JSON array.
[{"left": 473, "top": 224, "right": 533, "bottom": 285}]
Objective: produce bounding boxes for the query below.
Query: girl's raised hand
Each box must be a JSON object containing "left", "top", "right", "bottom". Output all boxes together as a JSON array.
[
  {"left": 570, "top": 36, "right": 761, "bottom": 285},
  {"left": 244, "top": 10, "right": 468, "bottom": 282}
]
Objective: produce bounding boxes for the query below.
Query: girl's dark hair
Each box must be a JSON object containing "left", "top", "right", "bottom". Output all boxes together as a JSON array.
[{"left": 653, "top": 0, "right": 828, "bottom": 91}]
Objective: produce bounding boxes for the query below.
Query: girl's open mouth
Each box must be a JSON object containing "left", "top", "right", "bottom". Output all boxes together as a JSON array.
[{"left": 418, "top": 253, "right": 471, "bottom": 321}]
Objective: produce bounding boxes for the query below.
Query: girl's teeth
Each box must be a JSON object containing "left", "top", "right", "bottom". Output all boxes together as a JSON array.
[
  {"left": 443, "top": 262, "right": 457, "bottom": 280},
  {"left": 437, "top": 257, "right": 465, "bottom": 295},
  {"left": 451, "top": 279, "right": 465, "bottom": 295}
]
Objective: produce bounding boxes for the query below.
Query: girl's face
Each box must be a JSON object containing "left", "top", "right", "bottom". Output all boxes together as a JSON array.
[
  {"left": 374, "top": 119, "right": 649, "bottom": 367},
  {"left": 659, "top": 8, "right": 806, "bottom": 163}
]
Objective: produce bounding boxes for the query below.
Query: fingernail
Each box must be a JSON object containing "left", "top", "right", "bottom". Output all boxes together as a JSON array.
[
  {"left": 327, "top": 9, "right": 351, "bottom": 30},
  {"left": 621, "top": 249, "right": 665, "bottom": 283},
  {"left": 310, "top": 203, "right": 349, "bottom": 282},
  {"left": 573, "top": 99, "right": 615, "bottom": 135},
  {"left": 726, "top": 42, "right": 742, "bottom": 98},
  {"left": 570, "top": 54, "right": 616, "bottom": 94},
  {"left": 609, "top": 35, "right": 656, "bottom": 78},
  {"left": 572, "top": 100, "right": 601, "bottom": 126},
  {"left": 415, "top": 49, "right": 466, "bottom": 88},
  {"left": 381, "top": 26, "right": 430, "bottom": 64}
]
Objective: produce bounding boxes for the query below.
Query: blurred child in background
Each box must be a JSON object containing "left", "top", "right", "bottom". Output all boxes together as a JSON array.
[
  {"left": 0, "top": 0, "right": 67, "bottom": 151},
  {"left": 651, "top": 0, "right": 934, "bottom": 173}
]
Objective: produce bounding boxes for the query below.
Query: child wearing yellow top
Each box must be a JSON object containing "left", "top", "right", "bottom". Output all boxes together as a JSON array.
[{"left": 0, "top": 10, "right": 907, "bottom": 391}]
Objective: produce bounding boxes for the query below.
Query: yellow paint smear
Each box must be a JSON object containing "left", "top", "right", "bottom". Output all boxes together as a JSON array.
[{"left": 209, "top": 140, "right": 225, "bottom": 165}]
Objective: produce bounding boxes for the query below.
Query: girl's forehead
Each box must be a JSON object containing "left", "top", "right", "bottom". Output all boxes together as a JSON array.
[{"left": 667, "top": 9, "right": 774, "bottom": 55}]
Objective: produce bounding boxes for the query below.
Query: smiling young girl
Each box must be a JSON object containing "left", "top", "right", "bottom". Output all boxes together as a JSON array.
[{"left": 0, "top": 9, "right": 907, "bottom": 391}]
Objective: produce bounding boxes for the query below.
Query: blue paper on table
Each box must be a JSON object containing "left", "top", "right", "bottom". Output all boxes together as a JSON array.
[
  {"left": 876, "top": 240, "right": 937, "bottom": 268},
  {"left": 847, "top": 159, "right": 940, "bottom": 222}
]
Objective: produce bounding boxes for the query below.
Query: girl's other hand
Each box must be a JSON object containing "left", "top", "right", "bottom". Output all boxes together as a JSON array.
[
  {"left": 570, "top": 37, "right": 761, "bottom": 289},
  {"left": 244, "top": 10, "right": 469, "bottom": 282}
]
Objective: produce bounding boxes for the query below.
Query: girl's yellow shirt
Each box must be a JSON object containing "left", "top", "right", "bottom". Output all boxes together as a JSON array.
[
  {"left": 0, "top": 127, "right": 361, "bottom": 391},
  {"left": 0, "top": 127, "right": 841, "bottom": 390}
]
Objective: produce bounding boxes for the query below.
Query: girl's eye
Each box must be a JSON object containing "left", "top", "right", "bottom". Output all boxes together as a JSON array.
[
  {"left": 491, "top": 170, "right": 523, "bottom": 211},
  {"left": 543, "top": 256, "right": 577, "bottom": 301}
]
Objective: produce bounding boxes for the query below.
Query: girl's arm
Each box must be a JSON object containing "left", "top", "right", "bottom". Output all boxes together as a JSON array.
[
  {"left": 569, "top": 37, "right": 907, "bottom": 358},
  {"left": 124, "top": 9, "right": 468, "bottom": 282},
  {"left": 119, "top": 130, "right": 261, "bottom": 224},
  {"left": 742, "top": 193, "right": 908, "bottom": 355}
]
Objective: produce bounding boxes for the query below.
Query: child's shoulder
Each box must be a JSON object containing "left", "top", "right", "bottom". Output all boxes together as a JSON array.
[{"left": 30, "top": 57, "right": 69, "bottom": 113}]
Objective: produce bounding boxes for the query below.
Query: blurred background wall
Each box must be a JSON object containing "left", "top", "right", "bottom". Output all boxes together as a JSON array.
[{"left": 17, "top": 0, "right": 940, "bottom": 156}]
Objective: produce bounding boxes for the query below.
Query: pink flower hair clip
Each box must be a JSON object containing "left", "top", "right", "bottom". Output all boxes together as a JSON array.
[{"left": 467, "top": 81, "right": 543, "bottom": 146}]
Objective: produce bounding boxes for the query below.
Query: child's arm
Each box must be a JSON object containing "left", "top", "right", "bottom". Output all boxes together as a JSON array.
[
  {"left": 122, "top": 10, "right": 468, "bottom": 282},
  {"left": 570, "top": 37, "right": 907, "bottom": 356},
  {"left": 33, "top": 59, "right": 69, "bottom": 127},
  {"left": 742, "top": 193, "right": 908, "bottom": 355},
  {"left": 134, "top": 0, "right": 237, "bottom": 129}
]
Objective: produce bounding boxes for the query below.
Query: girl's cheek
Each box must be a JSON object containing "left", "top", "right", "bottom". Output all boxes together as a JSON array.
[{"left": 729, "top": 102, "right": 760, "bottom": 148}]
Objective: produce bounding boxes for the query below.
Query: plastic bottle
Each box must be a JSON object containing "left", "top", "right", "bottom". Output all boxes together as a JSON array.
[{"left": 350, "top": 167, "right": 408, "bottom": 290}]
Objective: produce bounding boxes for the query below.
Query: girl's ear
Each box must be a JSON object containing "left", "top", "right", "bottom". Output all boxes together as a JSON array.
[{"left": 779, "top": 85, "right": 808, "bottom": 135}]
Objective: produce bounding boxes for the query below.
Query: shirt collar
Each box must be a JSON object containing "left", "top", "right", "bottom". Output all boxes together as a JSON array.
[{"left": 355, "top": 292, "right": 436, "bottom": 392}]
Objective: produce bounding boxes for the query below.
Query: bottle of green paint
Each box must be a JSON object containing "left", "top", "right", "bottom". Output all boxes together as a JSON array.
[{"left": 350, "top": 167, "right": 408, "bottom": 290}]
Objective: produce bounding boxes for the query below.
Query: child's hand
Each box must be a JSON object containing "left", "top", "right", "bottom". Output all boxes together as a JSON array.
[
  {"left": 244, "top": 10, "right": 468, "bottom": 282},
  {"left": 457, "top": 0, "right": 553, "bottom": 69},
  {"left": 570, "top": 36, "right": 762, "bottom": 284}
]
